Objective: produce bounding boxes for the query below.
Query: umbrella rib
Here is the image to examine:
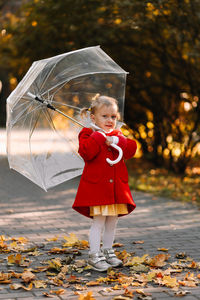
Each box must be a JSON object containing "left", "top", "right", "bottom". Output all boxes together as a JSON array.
[
  {"left": 29, "top": 108, "right": 42, "bottom": 139},
  {"left": 42, "top": 108, "right": 81, "bottom": 158}
]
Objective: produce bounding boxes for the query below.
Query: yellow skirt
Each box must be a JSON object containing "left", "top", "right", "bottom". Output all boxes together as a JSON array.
[{"left": 90, "top": 204, "right": 128, "bottom": 217}]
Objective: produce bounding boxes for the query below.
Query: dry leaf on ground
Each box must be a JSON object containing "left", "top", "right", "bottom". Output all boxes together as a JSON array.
[
  {"left": 21, "top": 270, "right": 36, "bottom": 283},
  {"left": 79, "top": 291, "right": 96, "bottom": 300}
]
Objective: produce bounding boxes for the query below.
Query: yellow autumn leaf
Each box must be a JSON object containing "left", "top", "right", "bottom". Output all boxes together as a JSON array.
[
  {"left": 7, "top": 254, "right": 16, "bottom": 265},
  {"left": 48, "top": 258, "right": 62, "bottom": 271},
  {"left": 7, "top": 253, "right": 24, "bottom": 265},
  {"left": 49, "top": 247, "right": 66, "bottom": 254},
  {"left": 79, "top": 291, "right": 96, "bottom": 300},
  {"left": 17, "top": 237, "right": 29, "bottom": 244},
  {"left": 162, "top": 275, "right": 178, "bottom": 288},
  {"left": 146, "top": 271, "right": 157, "bottom": 282},
  {"left": 63, "top": 233, "right": 79, "bottom": 246},
  {"left": 0, "top": 235, "right": 8, "bottom": 241},
  {"left": 33, "top": 280, "right": 47, "bottom": 288},
  {"left": 79, "top": 240, "right": 89, "bottom": 249},
  {"left": 124, "top": 254, "right": 149, "bottom": 266},
  {"left": 46, "top": 236, "right": 59, "bottom": 242}
]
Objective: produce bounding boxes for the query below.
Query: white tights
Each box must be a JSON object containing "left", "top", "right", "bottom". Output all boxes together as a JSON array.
[{"left": 89, "top": 215, "right": 118, "bottom": 254}]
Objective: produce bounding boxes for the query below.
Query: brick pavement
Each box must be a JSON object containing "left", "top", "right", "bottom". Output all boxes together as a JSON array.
[{"left": 0, "top": 157, "right": 200, "bottom": 299}]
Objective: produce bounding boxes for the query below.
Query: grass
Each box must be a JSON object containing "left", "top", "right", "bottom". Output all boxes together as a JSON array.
[{"left": 127, "top": 159, "right": 200, "bottom": 206}]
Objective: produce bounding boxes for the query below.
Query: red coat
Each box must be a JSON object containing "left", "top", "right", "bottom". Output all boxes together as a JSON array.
[{"left": 72, "top": 127, "right": 137, "bottom": 218}]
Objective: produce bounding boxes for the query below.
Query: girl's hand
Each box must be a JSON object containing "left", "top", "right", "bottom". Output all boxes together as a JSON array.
[{"left": 105, "top": 136, "right": 113, "bottom": 146}]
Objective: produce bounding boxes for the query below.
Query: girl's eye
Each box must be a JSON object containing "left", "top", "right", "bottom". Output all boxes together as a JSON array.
[
  {"left": 102, "top": 115, "right": 107, "bottom": 118},
  {"left": 112, "top": 116, "right": 117, "bottom": 119}
]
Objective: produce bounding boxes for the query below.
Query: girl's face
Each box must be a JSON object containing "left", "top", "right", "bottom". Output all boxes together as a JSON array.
[{"left": 91, "top": 104, "right": 118, "bottom": 132}]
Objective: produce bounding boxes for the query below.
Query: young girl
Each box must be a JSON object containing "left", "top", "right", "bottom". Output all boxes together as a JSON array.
[{"left": 72, "top": 94, "right": 137, "bottom": 272}]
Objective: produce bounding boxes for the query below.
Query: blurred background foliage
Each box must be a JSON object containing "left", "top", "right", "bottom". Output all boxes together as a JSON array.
[{"left": 0, "top": 0, "right": 200, "bottom": 176}]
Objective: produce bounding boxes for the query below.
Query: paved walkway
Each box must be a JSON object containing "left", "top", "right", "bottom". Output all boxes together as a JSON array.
[{"left": 0, "top": 157, "right": 200, "bottom": 299}]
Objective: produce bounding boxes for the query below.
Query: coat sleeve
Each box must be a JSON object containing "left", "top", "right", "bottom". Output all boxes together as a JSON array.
[
  {"left": 78, "top": 128, "right": 106, "bottom": 161},
  {"left": 117, "top": 133, "right": 137, "bottom": 160}
]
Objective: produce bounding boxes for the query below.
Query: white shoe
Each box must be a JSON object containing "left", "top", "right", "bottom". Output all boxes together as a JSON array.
[
  {"left": 88, "top": 251, "right": 111, "bottom": 272},
  {"left": 103, "top": 248, "right": 123, "bottom": 267}
]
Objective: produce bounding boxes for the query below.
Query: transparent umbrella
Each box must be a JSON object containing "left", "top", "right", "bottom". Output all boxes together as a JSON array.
[{"left": 6, "top": 46, "right": 128, "bottom": 191}]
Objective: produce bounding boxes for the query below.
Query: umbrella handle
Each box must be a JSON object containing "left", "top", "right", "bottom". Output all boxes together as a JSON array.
[
  {"left": 106, "top": 143, "right": 123, "bottom": 165},
  {"left": 96, "top": 131, "right": 123, "bottom": 165}
]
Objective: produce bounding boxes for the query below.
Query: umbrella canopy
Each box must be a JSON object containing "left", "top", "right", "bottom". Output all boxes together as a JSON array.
[{"left": 6, "top": 46, "right": 128, "bottom": 191}]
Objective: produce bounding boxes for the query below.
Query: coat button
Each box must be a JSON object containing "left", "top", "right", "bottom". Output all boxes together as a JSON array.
[
  {"left": 109, "top": 179, "right": 113, "bottom": 183},
  {"left": 110, "top": 164, "right": 113, "bottom": 167},
  {"left": 108, "top": 147, "right": 111, "bottom": 151}
]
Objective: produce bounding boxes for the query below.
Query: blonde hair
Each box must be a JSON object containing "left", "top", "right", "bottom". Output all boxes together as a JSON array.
[{"left": 80, "top": 94, "right": 119, "bottom": 118}]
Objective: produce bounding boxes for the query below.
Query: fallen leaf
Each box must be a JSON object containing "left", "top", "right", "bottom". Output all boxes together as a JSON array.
[
  {"left": 17, "top": 237, "right": 29, "bottom": 244},
  {"left": 10, "top": 283, "right": 33, "bottom": 291},
  {"left": 49, "top": 277, "right": 63, "bottom": 287},
  {"left": 175, "top": 252, "right": 187, "bottom": 259},
  {"left": 21, "top": 270, "right": 36, "bottom": 283},
  {"left": 79, "top": 291, "right": 96, "bottom": 300},
  {"left": 133, "top": 241, "right": 144, "bottom": 244},
  {"left": 34, "top": 266, "right": 48, "bottom": 272},
  {"left": 47, "top": 258, "right": 62, "bottom": 272},
  {"left": 74, "top": 284, "right": 87, "bottom": 291},
  {"left": 46, "top": 236, "right": 59, "bottom": 242},
  {"left": 115, "top": 250, "right": 131, "bottom": 262},
  {"left": 162, "top": 275, "right": 178, "bottom": 288},
  {"left": 63, "top": 233, "right": 79, "bottom": 247},
  {"left": 86, "top": 281, "right": 100, "bottom": 286},
  {"left": 0, "top": 272, "right": 12, "bottom": 283},
  {"left": 130, "top": 263, "right": 149, "bottom": 273},
  {"left": 21, "top": 282, "right": 33, "bottom": 291},
  {"left": 148, "top": 254, "right": 170, "bottom": 267},
  {"left": 33, "top": 280, "right": 47, "bottom": 288},
  {"left": 178, "top": 280, "right": 197, "bottom": 287},
  {"left": 123, "top": 288, "right": 134, "bottom": 297},
  {"left": 43, "top": 292, "right": 55, "bottom": 297},
  {"left": 49, "top": 247, "right": 67, "bottom": 254},
  {"left": 9, "top": 271, "right": 21, "bottom": 279},
  {"left": 113, "top": 243, "right": 124, "bottom": 247},
  {"left": 50, "top": 289, "right": 65, "bottom": 295},
  {"left": 10, "top": 283, "right": 23, "bottom": 290},
  {"left": 157, "top": 248, "right": 169, "bottom": 252},
  {"left": 135, "top": 289, "right": 151, "bottom": 296},
  {"left": 112, "top": 296, "right": 133, "bottom": 300},
  {"left": 74, "top": 259, "right": 87, "bottom": 268},
  {"left": 187, "top": 261, "right": 198, "bottom": 268},
  {"left": 124, "top": 254, "right": 149, "bottom": 266},
  {"left": 174, "top": 290, "right": 190, "bottom": 296},
  {"left": 7, "top": 254, "right": 28, "bottom": 266},
  {"left": 112, "top": 284, "right": 122, "bottom": 290},
  {"left": 66, "top": 275, "right": 81, "bottom": 283}
]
